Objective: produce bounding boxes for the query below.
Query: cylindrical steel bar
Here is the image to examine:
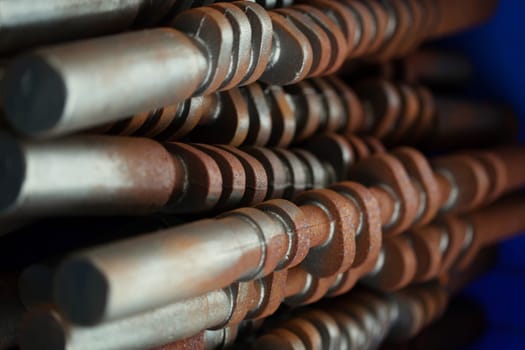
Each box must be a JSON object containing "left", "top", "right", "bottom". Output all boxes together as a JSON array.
[
  {"left": 20, "top": 289, "right": 232, "bottom": 350},
  {"left": 253, "top": 284, "right": 449, "bottom": 350},
  {"left": 90, "top": 75, "right": 514, "bottom": 151},
  {"left": 0, "top": 134, "right": 179, "bottom": 217},
  {"left": 51, "top": 145, "right": 525, "bottom": 325},
  {"left": 3, "top": 29, "right": 207, "bottom": 138},
  {"left": 2, "top": 0, "right": 498, "bottom": 138},
  {"left": 21, "top": 192, "right": 525, "bottom": 349},
  {"left": 54, "top": 216, "right": 271, "bottom": 323},
  {"left": 365, "top": 193, "right": 525, "bottom": 290},
  {"left": 0, "top": 133, "right": 383, "bottom": 218}
]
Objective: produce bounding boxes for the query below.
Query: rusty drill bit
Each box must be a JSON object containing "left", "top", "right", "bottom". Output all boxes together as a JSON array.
[
  {"left": 20, "top": 191, "right": 525, "bottom": 350},
  {"left": 0, "top": 133, "right": 383, "bottom": 218},
  {"left": 14, "top": 271, "right": 417, "bottom": 349},
  {"left": 353, "top": 78, "right": 517, "bottom": 147},
  {"left": 49, "top": 145, "right": 525, "bottom": 324},
  {"left": 253, "top": 284, "right": 449, "bottom": 350},
  {"left": 20, "top": 290, "right": 234, "bottom": 350},
  {"left": 92, "top": 75, "right": 514, "bottom": 151},
  {"left": 2, "top": 0, "right": 498, "bottom": 138},
  {"left": 0, "top": 133, "right": 179, "bottom": 218},
  {"left": 365, "top": 192, "right": 525, "bottom": 291},
  {"left": 94, "top": 76, "right": 365, "bottom": 148}
]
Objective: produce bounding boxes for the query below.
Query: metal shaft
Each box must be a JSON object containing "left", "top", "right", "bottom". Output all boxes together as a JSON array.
[
  {"left": 17, "top": 192, "right": 525, "bottom": 349},
  {"left": 255, "top": 284, "right": 449, "bottom": 350},
  {"left": 0, "top": 133, "right": 384, "bottom": 218},
  {"left": 51, "top": 145, "right": 525, "bottom": 324},
  {"left": 3, "top": 29, "right": 207, "bottom": 138},
  {"left": 20, "top": 289, "right": 232, "bottom": 350},
  {"left": 2, "top": 0, "right": 499, "bottom": 138},
  {"left": 0, "top": 134, "right": 179, "bottom": 217},
  {"left": 93, "top": 75, "right": 515, "bottom": 151}
]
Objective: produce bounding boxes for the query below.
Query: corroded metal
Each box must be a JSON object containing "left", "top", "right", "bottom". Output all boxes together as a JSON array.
[
  {"left": 34, "top": 191, "right": 521, "bottom": 350},
  {"left": 2, "top": 1, "right": 499, "bottom": 138},
  {"left": 254, "top": 284, "right": 448, "bottom": 350},
  {"left": 0, "top": 133, "right": 381, "bottom": 218},
  {"left": 49, "top": 145, "right": 525, "bottom": 324},
  {"left": 90, "top": 75, "right": 514, "bottom": 151}
]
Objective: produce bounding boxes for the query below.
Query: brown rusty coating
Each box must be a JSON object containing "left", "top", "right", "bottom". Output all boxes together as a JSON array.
[
  {"left": 255, "top": 284, "right": 450, "bottom": 350},
  {"left": 349, "top": 152, "right": 420, "bottom": 236},
  {"left": 87, "top": 75, "right": 514, "bottom": 153},
  {"left": 358, "top": 0, "right": 390, "bottom": 55},
  {"left": 355, "top": 78, "right": 402, "bottom": 139},
  {"left": 254, "top": 329, "right": 306, "bottom": 350},
  {"left": 400, "top": 0, "right": 425, "bottom": 54},
  {"left": 96, "top": 76, "right": 367, "bottom": 148},
  {"left": 364, "top": 236, "right": 418, "bottom": 291},
  {"left": 387, "top": 82, "right": 420, "bottom": 144},
  {"left": 164, "top": 142, "right": 224, "bottom": 213},
  {"left": 3, "top": 0, "right": 500, "bottom": 139},
  {"left": 216, "top": 145, "right": 269, "bottom": 206},
  {"left": 295, "top": 189, "right": 358, "bottom": 277},
  {"left": 410, "top": 226, "right": 446, "bottom": 282},
  {"left": 339, "top": 0, "right": 376, "bottom": 57},
  {"left": 372, "top": 0, "right": 412, "bottom": 61},
  {"left": 438, "top": 216, "right": 470, "bottom": 274},
  {"left": 430, "top": 0, "right": 498, "bottom": 38},
  {"left": 367, "top": 193, "right": 525, "bottom": 290},
  {"left": 282, "top": 318, "right": 323, "bottom": 349},
  {"left": 273, "top": 8, "right": 332, "bottom": 78},
  {"left": 391, "top": 147, "right": 441, "bottom": 227},
  {"left": 191, "top": 89, "right": 250, "bottom": 147},
  {"left": 491, "top": 146, "right": 525, "bottom": 194},
  {"left": 264, "top": 85, "right": 296, "bottom": 147},
  {"left": 432, "top": 154, "right": 491, "bottom": 213},
  {"left": 22, "top": 194, "right": 525, "bottom": 348},
  {"left": 329, "top": 181, "right": 383, "bottom": 267},
  {"left": 152, "top": 332, "right": 205, "bottom": 350},
  {"left": 191, "top": 144, "right": 246, "bottom": 210},
  {"left": 3, "top": 129, "right": 521, "bottom": 224},
  {"left": 293, "top": 6, "right": 349, "bottom": 76},
  {"left": 47, "top": 143, "right": 525, "bottom": 325}
]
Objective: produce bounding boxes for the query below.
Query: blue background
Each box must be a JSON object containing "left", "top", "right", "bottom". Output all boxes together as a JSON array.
[{"left": 438, "top": 1, "right": 525, "bottom": 348}]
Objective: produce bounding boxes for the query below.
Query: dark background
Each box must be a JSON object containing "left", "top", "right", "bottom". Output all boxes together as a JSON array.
[{"left": 440, "top": 1, "right": 525, "bottom": 348}]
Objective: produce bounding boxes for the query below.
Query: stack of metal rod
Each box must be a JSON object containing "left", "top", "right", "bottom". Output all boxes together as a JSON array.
[{"left": 0, "top": 0, "right": 522, "bottom": 349}]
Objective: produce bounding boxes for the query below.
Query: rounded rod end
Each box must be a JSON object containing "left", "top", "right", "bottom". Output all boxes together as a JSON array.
[
  {"left": 54, "top": 257, "right": 109, "bottom": 326},
  {"left": 0, "top": 132, "right": 25, "bottom": 214},
  {"left": 3, "top": 55, "right": 66, "bottom": 137}
]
